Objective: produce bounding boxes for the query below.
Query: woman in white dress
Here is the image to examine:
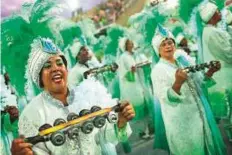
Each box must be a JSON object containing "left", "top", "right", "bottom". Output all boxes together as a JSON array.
[
  {"left": 151, "top": 25, "right": 225, "bottom": 155},
  {"left": 11, "top": 37, "right": 135, "bottom": 155}
]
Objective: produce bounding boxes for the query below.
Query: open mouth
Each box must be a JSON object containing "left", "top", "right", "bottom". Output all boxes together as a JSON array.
[
  {"left": 166, "top": 50, "right": 173, "bottom": 53},
  {"left": 52, "top": 73, "right": 63, "bottom": 83}
]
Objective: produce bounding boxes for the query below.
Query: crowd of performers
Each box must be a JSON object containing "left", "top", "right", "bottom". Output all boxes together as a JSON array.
[{"left": 1, "top": 0, "right": 232, "bottom": 155}]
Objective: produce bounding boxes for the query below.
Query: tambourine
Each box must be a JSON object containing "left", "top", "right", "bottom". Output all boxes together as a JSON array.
[
  {"left": 25, "top": 103, "right": 121, "bottom": 146},
  {"left": 183, "top": 61, "right": 220, "bottom": 73},
  {"left": 83, "top": 63, "right": 119, "bottom": 79}
]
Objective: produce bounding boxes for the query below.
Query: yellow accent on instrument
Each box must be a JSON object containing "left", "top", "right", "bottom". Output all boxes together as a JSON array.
[{"left": 39, "top": 108, "right": 113, "bottom": 136}]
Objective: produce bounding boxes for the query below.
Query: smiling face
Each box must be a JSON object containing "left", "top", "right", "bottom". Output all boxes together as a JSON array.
[
  {"left": 159, "top": 38, "right": 176, "bottom": 60},
  {"left": 40, "top": 55, "right": 68, "bottom": 94}
]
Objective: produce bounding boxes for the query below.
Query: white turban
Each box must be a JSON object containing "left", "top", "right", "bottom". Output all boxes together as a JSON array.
[
  {"left": 152, "top": 25, "right": 175, "bottom": 56},
  {"left": 118, "top": 37, "right": 128, "bottom": 52},
  {"left": 70, "top": 39, "right": 84, "bottom": 59},
  {"left": 199, "top": 2, "right": 218, "bottom": 23},
  {"left": 27, "top": 37, "right": 64, "bottom": 87}
]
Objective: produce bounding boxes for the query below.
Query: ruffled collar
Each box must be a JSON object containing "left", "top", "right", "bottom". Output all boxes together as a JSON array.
[{"left": 41, "top": 88, "right": 75, "bottom": 108}]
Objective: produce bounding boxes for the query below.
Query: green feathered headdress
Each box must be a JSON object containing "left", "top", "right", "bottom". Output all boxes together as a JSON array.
[
  {"left": 1, "top": 0, "right": 66, "bottom": 96},
  {"left": 104, "top": 24, "right": 126, "bottom": 56},
  {"left": 128, "top": 6, "right": 166, "bottom": 44},
  {"left": 179, "top": 0, "right": 203, "bottom": 23}
]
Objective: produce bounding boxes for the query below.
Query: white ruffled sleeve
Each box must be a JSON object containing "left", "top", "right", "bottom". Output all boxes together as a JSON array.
[
  {"left": 71, "top": 78, "right": 132, "bottom": 144},
  {"left": 18, "top": 101, "right": 51, "bottom": 155},
  {"left": 68, "top": 67, "right": 83, "bottom": 86}
]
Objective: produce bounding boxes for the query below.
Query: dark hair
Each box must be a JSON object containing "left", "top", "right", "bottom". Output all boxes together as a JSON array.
[{"left": 39, "top": 55, "right": 68, "bottom": 88}]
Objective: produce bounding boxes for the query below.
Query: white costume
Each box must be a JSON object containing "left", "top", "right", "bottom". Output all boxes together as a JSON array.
[
  {"left": 0, "top": 75, "right": 18, "bottom": 155},
  {"left": 151, "top": 57, "right": 221, "bottom": 154},
  {"left": 68, "top": 40, "right": 102, "bottom": 86},
  {"left": 19, "top": 78, "right": 131, "bottom": 155},
  {"left": 68, "top": 63, "right": 89, "bottom": 86},
  {"left": 151, "top": 25, "right": 225, "bottom": 154},
  {"left": 225, "top": 9, "right": 232, "bottom": 35},
  {"left": 199, "top": 2, "right": 232, "bottom": 118},
  {"left": 68, "top": 57, "right": 103, "bottom": 87},
  {"left": 117, "top": 46, "right": 146, "bottom": 121}
]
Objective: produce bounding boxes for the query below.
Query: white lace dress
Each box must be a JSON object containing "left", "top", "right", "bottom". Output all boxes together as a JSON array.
[
  {"left": 151, "top": 58, "right": 215, "bottom": 155},
  {"left": 117, "top": 52, "right": 146, "bottom": 121},
  {"left": 19, "top": 78, "right": 131, "bottom": 155},
  {"left": 202, "top": 24, "right": 232, "bottom": 118}
]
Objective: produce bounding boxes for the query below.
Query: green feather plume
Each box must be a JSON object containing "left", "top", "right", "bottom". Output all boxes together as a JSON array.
[{"left": 1, "top": 0, "right": 66, "bottom": 96}]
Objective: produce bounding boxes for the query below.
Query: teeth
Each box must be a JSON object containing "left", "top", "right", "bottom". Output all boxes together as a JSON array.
[{"left": 54, "top": 75, "right": 61, "bottom": 78}]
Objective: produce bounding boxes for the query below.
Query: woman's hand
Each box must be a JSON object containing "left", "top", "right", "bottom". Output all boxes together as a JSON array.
[{"left": 117, "top": 101, "right": 135, "bottom": 128}]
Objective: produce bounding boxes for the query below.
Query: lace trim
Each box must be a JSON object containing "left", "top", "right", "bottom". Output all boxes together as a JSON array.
[
  {"left": 18, "top": 115, "right": 39, "bottom": 137},
  {"left": 41, "top": 88, "right": 75, "bottom": 108}
]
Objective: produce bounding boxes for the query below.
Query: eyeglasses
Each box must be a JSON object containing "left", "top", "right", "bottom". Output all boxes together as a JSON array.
[{"left": 160, "top": 40, "right": 174, "bottom": 47}]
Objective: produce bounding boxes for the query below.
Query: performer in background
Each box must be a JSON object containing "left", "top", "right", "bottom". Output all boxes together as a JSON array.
[
  {"left": 151, "top": 25, "right": 225, "bottom": 155},
  {"left": 118, "top": 37, "right": 154, "bottom": 139},
  {"left": 199, "top": 2, "right": 232, "bottom": 120},
  {"left": 68, "top": 39, "right": 102, "bottom": 86},
  {"left": 1, "top": 75, "right": 19, "bottom": 155}
]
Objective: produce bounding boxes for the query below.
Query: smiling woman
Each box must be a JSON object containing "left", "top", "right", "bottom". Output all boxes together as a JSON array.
[{"left": 40, "top": 56, "right": 68, "bottom": 95}]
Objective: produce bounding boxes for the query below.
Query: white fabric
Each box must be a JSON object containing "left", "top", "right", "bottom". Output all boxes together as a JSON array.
[
  {"left": 202, "top": 25, "right": 232, "bottom": 89},
  {"left": 68, "top": 63, "right": 89, "bottom": 86},
  {"left": 117, "top": 52, "right": 145, "bottom": 106},
  {"left": 151, "top": 58, "right": 214, "bottom": 154},
  {"left": 19, "top": 78, "right": 132, "bottom": 155},
  {"left": 0, "top": 76, "right": 18, "bottom": 155},
  {"left": 175, "top": 33, "right": 184, "bottom": 45},
  {"left": 202, "top": 24, "right": 232, "bottom": 117},
  {"left": 87, "top": 54, "right": 102, "bottom": 68},
  {"left": 0, "top": 75, "right": 17, "bottom": 109},
  {"left": 199, "top": 2, "right": 218, "bottom": 23},
  {"left": 68, "top": 56, "right": 102, "bottom": 87},
  {"left": 70, "top": 39, "right": 83, "bottom": 59},
  {"left": 157, "top": 0, "right": 179, "bottom": 17},
  {"left": 225, "top": 9, "right": 232, "bottom": 25},
  {"left": 228, "top": 25, "right": 232, "bottom": 36}
]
